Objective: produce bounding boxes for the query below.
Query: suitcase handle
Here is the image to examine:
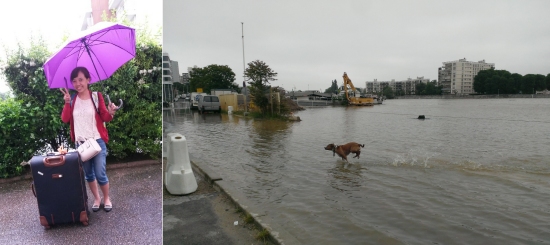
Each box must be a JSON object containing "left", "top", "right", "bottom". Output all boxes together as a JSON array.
[
  {"left": 31, "top": 182, "right": 36, "bottom": 197},
  {"left": 43, "top": 155, "right": 65, "bottom": 167}
]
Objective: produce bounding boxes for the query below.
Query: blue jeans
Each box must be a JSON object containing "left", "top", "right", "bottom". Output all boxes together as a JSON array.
[{"left": 80, "top": 138, "right": 109, "bottom": 186}]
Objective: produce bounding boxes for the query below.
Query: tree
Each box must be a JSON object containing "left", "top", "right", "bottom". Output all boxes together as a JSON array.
[
  {"left": 415, "top": 83, "right": 426, "bottom": 95},
  {"left": 244, "top": 60, "right": 277, "bottom": 115},
  {"left": 0, "top": 91, "right": 10, "bottom": 100},
  {"left": 522, "top": 74, "right": 545, "bottom": 94},
  {"left": 546, "top": 73, "right": 550, "bottom": 90},
  {"left": 189, "top": 64, "right": 239, "bottom": 94},
  {"left": 2, "top": 36, "right": 68, "bottom": 154},
  {"left": 382, "top": 86, "right": 394, "bottom": 99},
  {"left": 172, "top": 82, "right": 185, "bottom": 96},
  {"left": 532, "top": 74, "right": 546, "bottom": 91},
  {"left": 511, "top": 73, "right": 523, "bottom": 94},
  {"left": 324, "top": 79, "right": 338, "bottom": 94},
  {"left": 473, "top": 68, "right": 514, "bottom": 94}
]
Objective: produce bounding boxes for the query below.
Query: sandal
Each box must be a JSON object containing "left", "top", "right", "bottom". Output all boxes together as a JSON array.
[
  {"left": 104, "top": 203, "right": 112, "bottom": 212},
  {"left": 92, "top": 204, "right": 100, "bottom": 212}
]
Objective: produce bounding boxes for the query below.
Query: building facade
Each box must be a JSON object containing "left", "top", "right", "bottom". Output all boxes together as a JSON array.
[
  {"left": 365, "top": 77, "right": 430, "bottom": 95},
  {"left": 162, "top": 53, "right": 173, "bottom": 103},
  {"left": 438, "top": 58, "right": 495, "bottom": 95}
]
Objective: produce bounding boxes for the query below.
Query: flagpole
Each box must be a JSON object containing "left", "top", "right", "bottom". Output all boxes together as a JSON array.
[{"left": 242, "top": 22, "right": 248, "bottom": 115}]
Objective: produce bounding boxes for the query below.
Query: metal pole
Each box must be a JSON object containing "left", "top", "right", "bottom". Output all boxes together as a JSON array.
[{"left": 242, "top": 22, "right": 247, "bottom": 115}]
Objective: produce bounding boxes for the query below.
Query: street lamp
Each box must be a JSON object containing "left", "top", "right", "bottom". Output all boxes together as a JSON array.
[{"left": 242, "top": 22, "right": 248, "bottom": 115}]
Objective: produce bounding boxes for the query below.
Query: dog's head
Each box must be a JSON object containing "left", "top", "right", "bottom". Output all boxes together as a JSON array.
[
  {"left": 324, "top": 143, "right": 337, "bottom": 156},
  {"left": 324, "top": 143, "right": 335, "bottom": 151}
]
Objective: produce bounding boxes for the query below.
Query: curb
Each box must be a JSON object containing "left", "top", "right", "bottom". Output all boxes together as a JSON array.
[
  {"left": 190, "top": 160, "right": 299, "bottom": 245},
  {"left": 0, "top": 159, "right": 160, "bottom": 185},
  {"left": 106, "top": 159, "right": 161, "bottom": 170}
]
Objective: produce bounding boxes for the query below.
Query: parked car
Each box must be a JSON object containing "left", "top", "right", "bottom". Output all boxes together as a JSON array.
[
  {"left": 198, "top": 95, "right": 221, "bottom": 114},
  {"left": 190, "top": 92, "right": 207, "bottom": 110}
]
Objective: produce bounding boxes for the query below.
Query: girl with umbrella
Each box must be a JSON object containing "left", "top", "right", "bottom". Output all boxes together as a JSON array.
[{"left": 60, "top": 66, "right": 118, "bottom": 212}]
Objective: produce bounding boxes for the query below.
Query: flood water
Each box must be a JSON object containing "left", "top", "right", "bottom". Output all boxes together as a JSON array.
[{"left": 163, "top": 99, "right": 550, "bottom": 245}]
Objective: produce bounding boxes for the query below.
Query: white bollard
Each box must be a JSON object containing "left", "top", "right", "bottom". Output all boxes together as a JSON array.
[
  {"left": 164, "top": 133, "right": 198, "bottom": 195},
  {"left": 228, "top": 106, "right": 233, "bottom": 114},
  {"left": 163, "top": 133, "right": 179, "bottom": 165}
]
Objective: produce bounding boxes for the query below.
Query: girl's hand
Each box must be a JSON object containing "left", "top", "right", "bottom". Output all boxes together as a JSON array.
[
  {"left": 60, "top": 88, "right": 70, "bottom": 103},
  {"left": 108, "top": 102, "right": 118, "bottom": 116}
]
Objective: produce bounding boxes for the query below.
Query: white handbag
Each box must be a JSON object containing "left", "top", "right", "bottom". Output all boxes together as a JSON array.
[{"left": 77, "top": 136, "right": 101, "bottom": 162}]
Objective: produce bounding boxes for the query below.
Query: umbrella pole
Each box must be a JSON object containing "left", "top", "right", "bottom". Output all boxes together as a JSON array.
[{"left": 83, "top": 40, "right": 122, "bottom": 110}]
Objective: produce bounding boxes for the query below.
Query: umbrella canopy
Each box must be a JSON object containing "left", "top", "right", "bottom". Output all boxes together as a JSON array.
[{"left": 43, "top": 21, "right": 136, "bottom": 90}]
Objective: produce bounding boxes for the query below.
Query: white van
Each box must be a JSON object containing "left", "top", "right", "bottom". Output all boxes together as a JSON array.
[
  {"left": 197, "top": 95, "right": 221, "bottom": 114},
  {"left": 190, "top": 92, "right": 207, "bottom": 110}
]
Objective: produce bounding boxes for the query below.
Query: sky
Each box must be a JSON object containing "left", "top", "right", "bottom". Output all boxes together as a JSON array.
[
  {"left": 0, "top": 0, "right": 162, "bottom": 93},
  {"left": 164, "top": 0, "right": 550, "bottom": 92}
]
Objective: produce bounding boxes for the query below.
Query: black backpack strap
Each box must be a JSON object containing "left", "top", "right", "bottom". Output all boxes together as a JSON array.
[{"left": 70, "top": 93, "right": 77, "bottom": 108}]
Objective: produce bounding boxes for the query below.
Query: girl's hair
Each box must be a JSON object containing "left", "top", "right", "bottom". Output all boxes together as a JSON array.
[{"left": 70, "top": 67, "right": 91, "bottom": 81}]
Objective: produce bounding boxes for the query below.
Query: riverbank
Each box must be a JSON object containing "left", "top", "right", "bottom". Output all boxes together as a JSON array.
[{"left": 163, "top": 158, "right": 278, "bottom": 245}]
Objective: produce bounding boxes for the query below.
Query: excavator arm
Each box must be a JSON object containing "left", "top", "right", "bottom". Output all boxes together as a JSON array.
[
  {"left": 342, "top": 72, "right": 357, "bottom": 101},
  {"left": 341, "top": 72, "right": 374, "bottom": 106},
  {"left": 342, "top": 72, "right": 357, "bottom": 92}
]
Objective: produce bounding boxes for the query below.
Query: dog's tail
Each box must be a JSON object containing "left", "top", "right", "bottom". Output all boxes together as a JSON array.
[{"left": 360, "top": 144, "right": 365, "bottom": 148}]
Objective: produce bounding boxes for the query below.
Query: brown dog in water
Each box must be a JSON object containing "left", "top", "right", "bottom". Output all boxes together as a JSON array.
[{"left": 324, "top": 142, "right": 365, "bottom": 162}]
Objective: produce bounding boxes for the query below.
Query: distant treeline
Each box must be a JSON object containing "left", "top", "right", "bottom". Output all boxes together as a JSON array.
[
  {"left": 415, "top": 81, "right": 442, "bottom": 95},
  {"left": 473, "top": 69, "right": 550, "bottom": 94}
]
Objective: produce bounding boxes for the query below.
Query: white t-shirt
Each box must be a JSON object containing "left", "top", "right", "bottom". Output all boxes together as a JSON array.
[{"left": 73, "top": 96, "right": 101, "bottom": 141}]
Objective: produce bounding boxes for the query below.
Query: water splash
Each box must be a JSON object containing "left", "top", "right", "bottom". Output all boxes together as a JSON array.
[{"left": 391, "top": 147, "right": 441, "bottom": 168}]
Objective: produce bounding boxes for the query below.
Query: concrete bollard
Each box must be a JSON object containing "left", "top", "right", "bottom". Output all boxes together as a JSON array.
[
  {"left": 163, "top": 133, "right": 178, "bottom": 163},
  {"left": 164, "top": 133, "right": 198, "bottom": 195}
]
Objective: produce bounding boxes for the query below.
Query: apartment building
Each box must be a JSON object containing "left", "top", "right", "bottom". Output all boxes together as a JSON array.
[
  {"left": 438, "top": 58, "right": 495, "bottom": 95},
  {"left": 365, "top": 77, "right": 430, "bottom": 95},
  {"left": 162, "top": 53, "right": 173, "bottom": 102}
]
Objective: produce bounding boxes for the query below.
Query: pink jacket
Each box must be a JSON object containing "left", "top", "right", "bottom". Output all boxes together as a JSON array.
[{"left": 61, "top": 92, "right": 113, "bottom": 144}]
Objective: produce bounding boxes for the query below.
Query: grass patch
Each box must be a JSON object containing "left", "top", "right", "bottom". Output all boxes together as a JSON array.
[
  {"left": 255, "top": 228, "right": 271, "bottom": 242},
  {"left": 229, "top": 110, "right": 290, "bottom": 119},
  {"left": 243, "top": 213, "right": 254, "bottom": 224}
]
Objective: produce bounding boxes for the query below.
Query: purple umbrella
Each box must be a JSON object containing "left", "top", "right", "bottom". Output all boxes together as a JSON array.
[{"left": 43, "top": 21, "right": 136, "bottom": 107}]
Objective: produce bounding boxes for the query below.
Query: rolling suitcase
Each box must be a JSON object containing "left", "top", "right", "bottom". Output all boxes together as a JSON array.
[{"left": 30, "top": 152, "right": 89, "bottom": 228}]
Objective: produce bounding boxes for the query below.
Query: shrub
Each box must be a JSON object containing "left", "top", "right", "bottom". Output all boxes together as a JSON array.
[{"left": 0, "top": 98, "right": 42, "bottom": 178}]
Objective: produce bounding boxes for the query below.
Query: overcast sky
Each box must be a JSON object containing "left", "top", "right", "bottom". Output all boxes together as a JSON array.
[
  {"left": 0, "top": 0, "right": 161, "bottom": 93},
  {"left": 164, "top": 0, "right": 550, "bottom": 92}
]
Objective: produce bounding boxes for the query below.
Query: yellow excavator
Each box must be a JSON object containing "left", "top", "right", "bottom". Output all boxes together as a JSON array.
[{"left": 342, "top": 72, "right": 374, "bottom": 106}]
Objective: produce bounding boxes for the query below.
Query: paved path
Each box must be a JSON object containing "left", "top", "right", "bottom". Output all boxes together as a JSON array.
[
  {"left": 0, "top": 161, "right": 162, "bottom": 244},
  {"left": 163, "top": 158, "right": 276, "bottom": 245}
]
